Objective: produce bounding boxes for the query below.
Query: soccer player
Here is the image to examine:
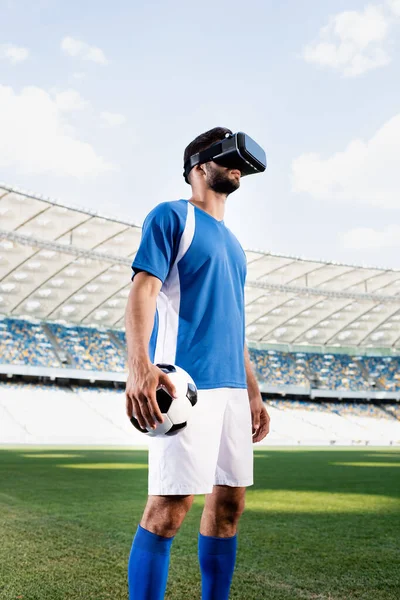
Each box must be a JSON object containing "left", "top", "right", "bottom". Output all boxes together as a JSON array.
[{"left": 125, "top": 126, "right": 270, "bottom": 600}]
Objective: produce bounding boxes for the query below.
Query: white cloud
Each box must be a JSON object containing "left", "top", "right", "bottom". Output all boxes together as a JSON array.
[
  {"left": 100, "top": 111, "right": 126, "bottom": 127},
  {"left": 388, "top": 0, "right": 400, "bottom": 16},
  {"left": 341, "top": 225, "right": 400, "bottom": 249},
  {"left": 85, "top": 46, "right": 108, "bottom": 64},
  {"left": 302, "top": 4, "right": 395, "bottom": 76},
  {"left": 54, "top": 89, "right": 88, "bottom": 112},
  {"left": 0, "top": 44, "right": 30, "bottom": 64},
  {"left": 61, "top": 36, "right": 109, "bottom": 65},
  {"left": 0, "top": 85, "right": 116, "bottom": 178},
  {"left": 292, "top": 113, "right": 400, "bottom": 209}
]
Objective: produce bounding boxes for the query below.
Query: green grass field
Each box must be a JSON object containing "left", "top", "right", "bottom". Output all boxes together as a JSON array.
[{"left": 0, "top": 447, "right": 399, "bottom": 600}]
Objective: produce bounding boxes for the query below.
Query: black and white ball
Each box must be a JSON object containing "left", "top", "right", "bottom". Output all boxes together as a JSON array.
[{"left": 130, "top": 364, "right": 197, "bottom": 436}]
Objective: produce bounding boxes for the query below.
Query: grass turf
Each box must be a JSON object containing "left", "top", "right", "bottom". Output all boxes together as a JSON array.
[{"left": 0, "top": 447, "right": 399, "bottom": 600}]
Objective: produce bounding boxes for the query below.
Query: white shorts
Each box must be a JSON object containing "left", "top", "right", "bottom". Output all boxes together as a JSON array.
[{"left": 148, "top": 387, "right": 254, "bottom": 495}]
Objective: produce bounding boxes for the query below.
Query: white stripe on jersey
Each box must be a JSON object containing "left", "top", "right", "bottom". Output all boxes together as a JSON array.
[{"left": 154, "top": 202, "right": 195, "bottom": 364}]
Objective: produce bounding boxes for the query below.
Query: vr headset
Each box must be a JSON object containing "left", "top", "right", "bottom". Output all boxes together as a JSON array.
[{"left": 183, "top": 131, "right": 266, "bottom": 184}]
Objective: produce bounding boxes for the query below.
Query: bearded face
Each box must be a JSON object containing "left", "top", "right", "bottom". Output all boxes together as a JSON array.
[{"left": 204, "top": 162, "right": 241, "bottom": 195}]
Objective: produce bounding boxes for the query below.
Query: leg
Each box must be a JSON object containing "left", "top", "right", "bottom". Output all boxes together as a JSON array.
[
  {"left": 200, "top": 485, "right": 246, "bottom": 537},
  {"left": 198, "top": 388, "right": 253, "bottom": 600},
  {"left": 198, "top": 485, "right": 246, "bottom": 600},
  {"left": 142, "top": 493, "right": 194, "bottom": 537},
  {"left": 128, "top": 495, "right": 193, "bottom": 600},
  {"left": 128, "top": 390, "right": 229, "bottom": 599}
]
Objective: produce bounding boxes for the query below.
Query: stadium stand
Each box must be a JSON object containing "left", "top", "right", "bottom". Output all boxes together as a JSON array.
[
  {"left": 47, "top": 322, "right": 126, "bottom": 372},
  {"left": 0, "top": 318, "right": 60, "bottom": 368},
  {"left": 265, "top": 399, "right": 400, "bottom": 446},
  {"left": 360, "top": 356, "right": 400, "bottom": 391},
  {"left": 0, "top": 382, "right": 140, "bottom": 446},
  {"left": 1, "top": 319, "right": 399, "bottom": 448},
  {"left": 1, "top": 381, "right": 398, "bottom": 446},
  {"left": 306, "top": 353, "right": 369, "bottom": 390},
  {"left": 249, "top": 349, "right": 308, "bottom": 387},
  {"left": 386, "top": 404, "right": 400, "bottom": 419},
  {"left": 112, "top": 329, "right": 127, "bottom": 348},
  {"left": 1, "top": 318, "right": 399, "bottom": 394},
  {"left": 0, "top": 318, "right": 125, "bottom": 372},
  {"left": 247, "top": 347, "right": 398, "bottom": 391}
]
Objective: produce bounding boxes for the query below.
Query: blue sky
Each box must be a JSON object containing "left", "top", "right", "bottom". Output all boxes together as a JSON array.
[{"left": 1, "top": 0, "right": 400, "bottom": 268}]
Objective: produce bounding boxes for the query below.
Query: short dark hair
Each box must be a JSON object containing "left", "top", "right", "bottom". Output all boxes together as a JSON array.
[{"left": 183, "top": 126, "right": 232, "bottom": 180}]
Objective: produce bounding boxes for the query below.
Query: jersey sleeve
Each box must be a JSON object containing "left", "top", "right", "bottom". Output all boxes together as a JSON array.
[{"left": 131, "top": 202, "right": 183, "bottom": 284}]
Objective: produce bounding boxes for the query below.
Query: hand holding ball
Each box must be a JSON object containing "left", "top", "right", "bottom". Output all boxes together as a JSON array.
[{"left": 130, "top": 364, "right": 197, "bottom": 436}]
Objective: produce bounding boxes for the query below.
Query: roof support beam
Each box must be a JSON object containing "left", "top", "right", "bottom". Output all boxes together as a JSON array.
[
  {"left": 2, "top": 229, "right": 400, "bottom": 304},
  {"left": 0, "top": 229, "right": 130, "bottom": 266},
  {"left": 245, "top": 280, "right": 400, "bottom": 304}
]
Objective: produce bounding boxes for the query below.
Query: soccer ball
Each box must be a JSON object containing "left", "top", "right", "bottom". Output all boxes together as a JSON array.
[{"left": 130, "top": 364, "right": 198, "bottom": 436}]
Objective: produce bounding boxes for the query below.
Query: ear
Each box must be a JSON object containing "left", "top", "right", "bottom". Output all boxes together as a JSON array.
[
  {"left": 197, "top": 163, "right": 207, "bottom": 177},
  {"left": 189, "top": 164, "right": 207, "bottom": 186}
]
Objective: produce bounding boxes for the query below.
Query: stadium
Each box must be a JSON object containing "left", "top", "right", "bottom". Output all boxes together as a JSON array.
[
  {"left": 1, "top": 183, "right": 399, "bottom": 447},
  {"left": 1, "top": 183, "right": 399, "bottom": 600}
]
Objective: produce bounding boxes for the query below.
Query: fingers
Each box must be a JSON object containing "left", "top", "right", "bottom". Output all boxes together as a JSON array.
[
  {"left": 126, "top": 368, "right": 177, "bottom": 432},
  {"left": 265, "top": 415, "right": 270, "bottom": 436},
  {"left": 252, "top": 414, "right": 260, "bottom": 436},
  {"left": 253, "top": 425, "right": 267, "bottom": 444},
  {"left": 147, "top": 391, "right": 164, "bottom": 424},
  {"left": 263, "top": 409, "right": 271, "bottom": 436},
  {"left": 252, "top": 428, "right": 261, "bottom": 442},
  {"left": 159, "top": 373, "right": 177, "bottom": 398},
  {"left": 125, "top": 394, "right": 133, "bottom": 419},
  {"left": 127, "top": 393, "right": 158, "bottom": 431},
  {"left": 131, "top": 396, "right": 147, "bottom": 430},
  {"left": 252, "top": 407, "right": 270, "bottom": 443},
  {"left": 252, "top": 420, "right": 268, "bottom": 443},
  {"left": 251, "top": 405, "right": 261, "bottom": 435},
  {"left": 138, "top": 393, "right": 157, "bottom": 430},
  {"left": 126, "top": 389, "right": 145, "bottom": 428}
]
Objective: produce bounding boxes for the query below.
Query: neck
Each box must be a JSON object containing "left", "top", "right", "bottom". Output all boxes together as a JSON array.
[{"left": 188, "top": 189, "right": 227, "bottom": 221}]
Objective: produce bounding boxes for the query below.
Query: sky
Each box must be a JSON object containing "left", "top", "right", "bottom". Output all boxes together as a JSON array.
[{"left": 1, "top": 0, "right": 400, "bottom": 268}]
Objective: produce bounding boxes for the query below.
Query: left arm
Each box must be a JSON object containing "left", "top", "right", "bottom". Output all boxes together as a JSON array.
[{"left": 244, "top": 344, "right": 270, "bottom": 443}]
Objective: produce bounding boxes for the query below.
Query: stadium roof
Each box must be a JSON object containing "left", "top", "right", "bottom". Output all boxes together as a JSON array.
[{"left": 1, "top": 183, "right": 400, "bottom": 350}]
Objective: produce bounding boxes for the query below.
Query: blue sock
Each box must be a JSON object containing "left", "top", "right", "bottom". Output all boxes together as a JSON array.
[
  {"left": 128, "top": 525, "right": 174, "bottom": 600},
  {"left": 198, "top": 533, "right": 238, "bottom": 600}
]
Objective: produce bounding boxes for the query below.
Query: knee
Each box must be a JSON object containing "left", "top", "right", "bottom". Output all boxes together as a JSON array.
[
  {"left": 219, "top": 497, "right": 245, "bottom": 526},
  {"left": 141, "top": 495, "right": 193, "bottom": 537}
]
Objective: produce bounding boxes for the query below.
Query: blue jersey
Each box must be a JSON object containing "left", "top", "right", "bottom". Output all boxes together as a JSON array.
[{"left": 131, "top": 200, "right": 247, "bottom": 390}]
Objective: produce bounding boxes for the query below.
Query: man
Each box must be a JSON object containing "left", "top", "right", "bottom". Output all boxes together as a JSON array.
[{"left": 125, "top": 126, "right": 270, "bottom": 600}]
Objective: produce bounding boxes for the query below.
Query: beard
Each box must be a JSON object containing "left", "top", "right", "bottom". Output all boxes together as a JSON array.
[{"left": 206, "top": 165, "right": 240, "bottom": 195}]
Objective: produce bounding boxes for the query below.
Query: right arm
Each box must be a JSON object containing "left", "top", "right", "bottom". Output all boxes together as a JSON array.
[{"left": 125, "top": 271, "right": 176, "bottom": 430}]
